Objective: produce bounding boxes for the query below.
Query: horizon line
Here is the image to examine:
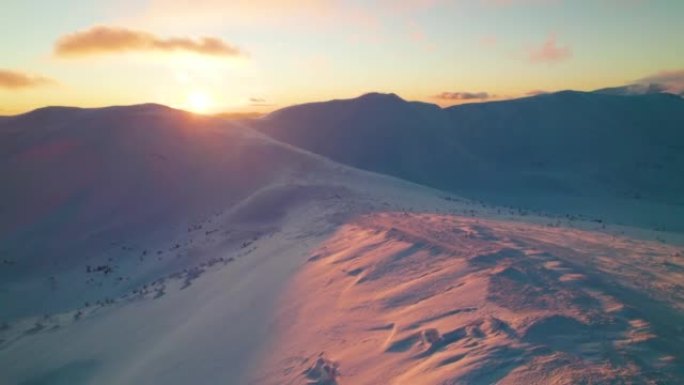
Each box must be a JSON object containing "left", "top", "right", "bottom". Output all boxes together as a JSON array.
[{"left": 2, "top": 88, "right": 682, "bottom": 119}]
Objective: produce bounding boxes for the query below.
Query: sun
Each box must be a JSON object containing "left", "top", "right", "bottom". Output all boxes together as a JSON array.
[{"left": 186, "top": 90, "right": 213, "bottom": 114}]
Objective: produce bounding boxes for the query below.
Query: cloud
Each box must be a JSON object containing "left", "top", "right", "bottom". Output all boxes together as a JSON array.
[
  {"left": 528, "top": 34, "right": 572, "bottom": 64},
  {"left": 54, "top": 26, "right": 245, "bottom": 57},
  {"left": 248, "top": 97, "right": 274, "bottom": 107},
  {"left": 0, "top": 69, "right": 56, "bottom": 90},
  {"left": 434, "top": 91, "right": 491, "bottom": 100},
  {"left": 636, "top": 69, "right": 684, "bottom": 94},
  {"left": 526, "top": 89, "right": 548, "bottom": 96},
  {"left": 593, "top": 70, "right": 684, "bottom": 96}
]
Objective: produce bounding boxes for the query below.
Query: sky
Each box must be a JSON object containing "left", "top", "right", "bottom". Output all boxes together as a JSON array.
[{"left": 1, "top": 0, "right": 683, "bottom": 115}]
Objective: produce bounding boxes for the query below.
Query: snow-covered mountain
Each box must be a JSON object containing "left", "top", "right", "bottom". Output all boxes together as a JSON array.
[
  {"left": 255, "top": 91, "right": 684, "bottom": 231},
  {"left": 0, "top": 103, "right": 340, "bottom": 320},
  {"left": 1, "top": 98, "right": 684, "bottom": 384}
]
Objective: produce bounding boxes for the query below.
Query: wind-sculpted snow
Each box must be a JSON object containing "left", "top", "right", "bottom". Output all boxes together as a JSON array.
[{"left": 255, "top": 212, "right": 684, "bottom": 384}]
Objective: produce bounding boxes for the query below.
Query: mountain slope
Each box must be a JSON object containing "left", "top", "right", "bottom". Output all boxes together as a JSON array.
[
  {"left": 0, "top": 104, "right": 353, "bottom": 320},
  {"left": 255, "top": 212, "right": 684, "bottom": 384},
  {"left": 1, "top": 103, "right": 684, "bottom": 385},
  {"left": 254, "top": 92, "right": 684, "bottom": 231},
  {"left": 446, "top": 91, "right": 684, "bottom": 197},
  {"left": 256, "top": 93, "right": 470, "bottom": 189}
]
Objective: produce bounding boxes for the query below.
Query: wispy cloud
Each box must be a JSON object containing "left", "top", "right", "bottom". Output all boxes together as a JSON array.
[
  {"left": 528, "top": 34, "right": 572, "bottom": 64},
  {"left": 54, "top": 26, "right": 245, "bottom": 57},
  {"left": 434, "top": 91, "right": 491, "bottom": 100},
  {"left": 0, "top": 69, "right": 56, "bottom": 90},
  {"left": 636, "top": 69, "right": 684, "bottom": 94},
  {"left": 248, "top": 97, "right": 274, "bottom": 107},
  {"left": 526, "top": 89, "right": 548, "bottom": 96}
]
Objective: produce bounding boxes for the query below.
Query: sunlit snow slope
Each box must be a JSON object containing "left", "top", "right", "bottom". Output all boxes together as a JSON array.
[{"left": 255, "top": 212, "right": 684, "bottom": 384}]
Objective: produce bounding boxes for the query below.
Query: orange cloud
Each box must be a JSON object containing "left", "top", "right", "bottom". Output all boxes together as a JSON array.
[
  {"left": 528, "top": 34, "right": 572, "bottom": 64},
  {"left": 55, "top": 26, "right": 245, "bottom": 57},
  {"left": 0, "top": 69, "right": 55, "bottom": 90}
]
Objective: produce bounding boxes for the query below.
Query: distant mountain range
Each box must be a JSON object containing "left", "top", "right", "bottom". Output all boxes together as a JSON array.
[
  {"left": 3, "top": 90, "right": 684, "bottom": 251},
  {"left": 255, "top": 91, "right": 684, "bottom": 214}
]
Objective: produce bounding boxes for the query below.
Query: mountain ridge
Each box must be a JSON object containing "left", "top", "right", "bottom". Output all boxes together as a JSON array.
[
  {"left": 254, "top": 89, "right": 684, "bottom": 230},
  {"left": 4, "top": 89, "right": 681, "bottom": 119},
  {"left": 3, "top": 90, "right": 683, "bottom": 233}
]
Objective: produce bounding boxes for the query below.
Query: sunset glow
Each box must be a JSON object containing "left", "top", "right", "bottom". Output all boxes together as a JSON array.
[
  {"left": 1, "top": 1, "right": 683, "bottom": 115},
  {"left": 2, "top": 2, "right": 684, "bottom": 383},
  {"left": 186, "top": 90, "right": 213, "bottom": 114}
]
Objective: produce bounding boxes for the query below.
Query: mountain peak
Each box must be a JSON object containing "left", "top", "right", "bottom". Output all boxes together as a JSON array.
[{"left": 355, "top": 92, "right": 405, "bottom": 103}]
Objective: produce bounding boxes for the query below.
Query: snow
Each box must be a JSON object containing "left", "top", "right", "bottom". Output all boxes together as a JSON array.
[
  {"left": 1, "top": 100, "right": 684, "bottom": 384},
  {"left": 254, "top": 212, "right": 684, "bottom": 384},
  {"left": 255, "top": 91, "right": 684, "bottom": 232}
]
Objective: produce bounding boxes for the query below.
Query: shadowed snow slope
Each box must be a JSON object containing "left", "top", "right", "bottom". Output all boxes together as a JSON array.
[
  {"left": 254, "top": 91, "right": 684, "bottom": 231},
  {"left": 0, "top": 104, "right": 350, "bottom": 319}
]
